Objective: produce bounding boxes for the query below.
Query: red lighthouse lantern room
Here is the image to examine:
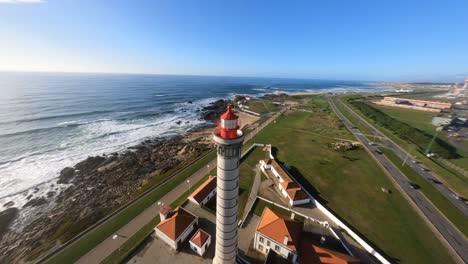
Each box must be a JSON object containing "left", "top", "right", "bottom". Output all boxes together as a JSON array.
[{"left": 216, "top": 104, "right": 242, "bottom": 139}]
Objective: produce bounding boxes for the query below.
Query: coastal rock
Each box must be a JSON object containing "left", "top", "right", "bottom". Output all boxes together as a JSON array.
[
  {"left": 200, "top": 99, "right": 229, "bottom": 122},
  {"left": 58, "top": 167, "right": 75, "bottom": 184},
  {"left": 0, "top": 208, "right": 18, "bottom": 241},
  {"left": 23, "top": 197, "right": 47, "bottom": 208},
  {"left": 261, "top": 93, "right": 290, "bottom": 101},
  {"left": 3, "top": 201, "right": 14, "bottom": 208}
]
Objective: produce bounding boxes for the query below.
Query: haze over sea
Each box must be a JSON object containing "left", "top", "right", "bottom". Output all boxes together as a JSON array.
[{"left": 0, "top": 72, "right": 382, "bottom": 209}]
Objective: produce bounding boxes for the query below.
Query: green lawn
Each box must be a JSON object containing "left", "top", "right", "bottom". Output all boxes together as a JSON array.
[
  {"left": 244, "top": 98, "right": 454, "bottom": 263},
  {"left": 373, "top": 104, "right": 437, "bottom": 135},
  {"left": 380, "top": 148, "right": 468, "bottom": 237},
  {"left": 246, "top": 100, "right": 279, "bottom": 114}
]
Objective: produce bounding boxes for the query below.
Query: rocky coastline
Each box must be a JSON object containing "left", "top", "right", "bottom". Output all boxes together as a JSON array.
[{"left": 0, "top": 99, "right": 231, "bottom": 263}]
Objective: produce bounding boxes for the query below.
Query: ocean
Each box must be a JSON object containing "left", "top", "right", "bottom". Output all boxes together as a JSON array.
[{"left": 0, "top": 72, "right": 382, "bottom": 209}]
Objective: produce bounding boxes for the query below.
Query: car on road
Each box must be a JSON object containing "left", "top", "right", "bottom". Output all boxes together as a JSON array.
[
  {"left": 374, "top": 149, "right": 383, "bottom": 154},
  {"left": 412, "top": 160, "right": 420, "bottom": 164},
  {"left": 428, "top": 178, "right": 441, "bottom": 184},
  {"left": 368, "top": 142, "right": 377, "bottom": 146},
  {"left": 409, "top": 182, "right": 420, "bottom": 189},
  {"left": 451, "top": 193, "right": 463, "bottom": 200},
  {"left": 420, "top": 167, "right": 430, "bottom": 172}
]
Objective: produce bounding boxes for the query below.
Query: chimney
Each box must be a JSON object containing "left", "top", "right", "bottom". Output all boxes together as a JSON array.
[
  {"left": 283, "top": 235, "right": 289, "bottom": 246},
  {"left": 159, "top": 205, "right": 172, "bottom": 221}
]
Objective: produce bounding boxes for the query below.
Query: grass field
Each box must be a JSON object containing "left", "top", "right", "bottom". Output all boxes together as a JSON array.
[
  {"left": 243, "top": 96, "right": 454, "bottom": 264},
  {"left": 340, "top": 96, "right": 468, "bottom": 197},
  {"left": 373, "top": 105, "right": 437, "bottom": 135},
  {"left": 246, "top": 100, "right": 279, "bottom": 114}
]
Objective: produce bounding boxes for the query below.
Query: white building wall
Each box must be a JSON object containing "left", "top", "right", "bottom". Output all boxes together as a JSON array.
[
  {"left": 254, "top": 232, "right": 298, "bottom": 263},
  {"left": 201, "top": 189, "right": 216, "bottom": 205},
  {"left": 291, "top": 198, "right": 310, "bottom": 206},
  {"left": 271, "top": 167, "right": 284, "bottom": 182},
  {"left": 189, "top": 236, "right": 211, "bottom": 257},
  {"left": 155, "top": 229, "right": 177, "bottom": 250}
]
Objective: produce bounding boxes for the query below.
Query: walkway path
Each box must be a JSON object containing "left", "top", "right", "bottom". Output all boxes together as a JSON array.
[{"left": 241, "top": 165, "right": 261, "bottom": 223}]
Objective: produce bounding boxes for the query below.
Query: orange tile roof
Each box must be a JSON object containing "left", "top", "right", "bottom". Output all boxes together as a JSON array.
[
  {"left": 156, "top": 207, "right": 197, "bottom": 241},
  {"left": 270, "top": 159, "right": 290, "bottom": 180},
  {"left": 287, "top": 188, "right": 309, "bottom": 201},
  {"left": 190, "top": 229, "right": 210, "bottom": 248},
  {"left": 299, "top": 237, "right": 360, "bottom": 264},
  {"left": 189, "top": 176, "right": 216, "bottom": 204},
  {"left": 257, "top": 207, "right": 301, "bottom": 251}
]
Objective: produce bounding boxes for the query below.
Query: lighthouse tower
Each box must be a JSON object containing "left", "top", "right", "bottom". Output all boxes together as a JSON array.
[{"left": 213, "top": 104, "right": 244, "bottom": 264}]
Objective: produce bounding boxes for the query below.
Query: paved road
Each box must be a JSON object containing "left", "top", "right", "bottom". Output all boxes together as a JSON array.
[
  {"left": 329, "top": 98, "right": 468, "bottom": 264},
  {"left": 336, "top": 99, "right": 468, "bottom": 216},
  {"left": 74, "top": 110, "right": 284, "bottom": 263}
]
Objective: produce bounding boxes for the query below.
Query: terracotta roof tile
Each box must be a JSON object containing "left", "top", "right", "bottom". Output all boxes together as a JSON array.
[
  {"left": 190, "top": 229, "right": 210, "bottom": 248},
  {"left": 189, "top": 176, "right": 216, "bottom": 204},
  {"left": 257, "top": 207, "right": 301, "bottom": 251},
  {"left": 299, "top": 236, "right": 360, "bottom": 264},
  {"left": 156, "top": 207, "right": 197, "bottom": 241}
]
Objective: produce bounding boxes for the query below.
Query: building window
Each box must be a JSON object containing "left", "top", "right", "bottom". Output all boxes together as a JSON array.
[
  {"left": 275, "top": 245, "right": 280, "bottom": 251},
  {"left": 258, "top": 245, "right": 264, "bottom": 251},
  {"left": 259, "top": 237, "right": 264, "bottom": 243},
  {"left": 267, "top": 241, "right": 270, "bottom": 247}
]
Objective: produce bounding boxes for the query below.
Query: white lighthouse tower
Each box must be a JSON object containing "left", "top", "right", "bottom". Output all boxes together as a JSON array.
[{"left": 212, "top": 104, "right": 244, "bottom": 264}]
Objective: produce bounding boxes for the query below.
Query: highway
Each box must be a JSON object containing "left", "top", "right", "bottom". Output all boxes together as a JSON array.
[
  {"left": 329, "top": 98, "right": 468, "bottom": 264},
  {"left": 336, "top": 98, "right": 468, "bottom": 216}
]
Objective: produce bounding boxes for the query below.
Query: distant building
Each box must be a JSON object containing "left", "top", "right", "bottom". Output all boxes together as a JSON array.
[
  {"left": 431, "top": 117, "right": 452, "bottom": 126},
  {"left": 189, "top": 228, "right": 212, "bottom": 256},
  {"left": 188, "top": 176, "right": 217, "bottom": 206},
  {"left": 260, "top": 159, "right": 310, "bottom": 206},
  {"left": 374, "top": 97, "right": 452, "bottom": 112},
  {"left": 155, "top": 207, "right": 198, "bottom": 250},
  {"left": 394, "top": 88, "right": 414, "bottom": 93},
  {"left": 254, "top": 207, "right": 302, "bottom": 263}
]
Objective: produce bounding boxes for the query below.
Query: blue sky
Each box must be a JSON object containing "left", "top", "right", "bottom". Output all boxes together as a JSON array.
[{"left": 0, "top": 0, "right": 467, "bottom": 81}]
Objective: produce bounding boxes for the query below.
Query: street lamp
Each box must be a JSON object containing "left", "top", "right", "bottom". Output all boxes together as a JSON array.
[
  {"left": 187, "top": 179, "right": 191, "bottom": 193},
  {"left": 425, "top": 126, "right": 443, "bottom": 156}
]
